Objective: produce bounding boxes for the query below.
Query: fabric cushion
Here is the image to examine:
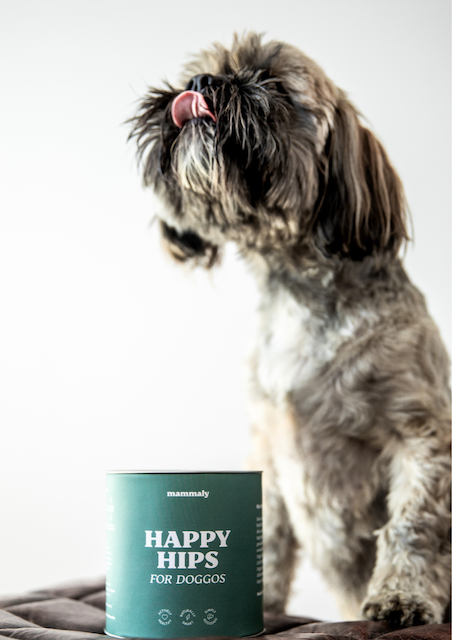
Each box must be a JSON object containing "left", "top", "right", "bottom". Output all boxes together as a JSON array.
[{"left": 0, "top": 578, "right": 449, "bottom": 639}]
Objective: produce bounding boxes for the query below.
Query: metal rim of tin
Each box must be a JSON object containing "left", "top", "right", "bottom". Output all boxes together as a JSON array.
[
  {"left": 103, "top": 623, "right": 266, "bottom": 637},
  {"left": 107, "top": 470, "right": 262, "bottom": 474},
  {"left": 104, "top": 627, "right": 267, "bottom": 638}
]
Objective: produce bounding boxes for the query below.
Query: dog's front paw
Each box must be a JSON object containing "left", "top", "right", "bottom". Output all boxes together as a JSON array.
[{"left": 362, "top": 592, "right": 442, "bottom": 627}]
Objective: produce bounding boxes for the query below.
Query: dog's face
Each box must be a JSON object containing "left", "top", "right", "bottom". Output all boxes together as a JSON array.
[{"left": 130, "top": 34, "right": 407, "bottom": 268}]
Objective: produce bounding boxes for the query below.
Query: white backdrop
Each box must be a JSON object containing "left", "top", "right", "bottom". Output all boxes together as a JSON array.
[{"left": 0, "top": 0, "right": 450, "bottom": 622}]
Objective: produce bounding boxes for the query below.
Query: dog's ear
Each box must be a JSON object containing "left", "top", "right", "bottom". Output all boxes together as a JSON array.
[
  {"left": 315, "top": 98, "right": 409, "bottom": 259},
  {"left": 160, "top": 221, "right": 221, "bottom": 268}
]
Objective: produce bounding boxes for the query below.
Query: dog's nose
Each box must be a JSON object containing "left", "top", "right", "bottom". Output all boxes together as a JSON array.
[{"left": 185, "top": 74, "right": 215, "bottom": 92}]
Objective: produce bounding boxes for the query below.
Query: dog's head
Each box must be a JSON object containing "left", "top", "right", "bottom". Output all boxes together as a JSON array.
[{"left": 130, "top": 33, "right": 408, "bottom": 268}]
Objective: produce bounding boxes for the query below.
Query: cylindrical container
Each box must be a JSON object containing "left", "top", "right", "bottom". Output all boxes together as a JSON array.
[{"left": 105, "top": 471, "right": 263, "bottom": 639}]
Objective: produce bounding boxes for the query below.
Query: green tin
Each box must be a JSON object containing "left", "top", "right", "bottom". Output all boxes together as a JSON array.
[{"left": 105, "top": 471, "right": 263, "bottom": 639}]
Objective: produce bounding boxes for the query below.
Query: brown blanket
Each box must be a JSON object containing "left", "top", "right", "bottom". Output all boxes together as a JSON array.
[{"left": 0, "top": 578, "right": 449, "bottom": 639}]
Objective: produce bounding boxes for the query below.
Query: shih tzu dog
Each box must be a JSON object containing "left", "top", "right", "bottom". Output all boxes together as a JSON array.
[{"left": 129, "top": 34, "right": 451, "bottom": 626}]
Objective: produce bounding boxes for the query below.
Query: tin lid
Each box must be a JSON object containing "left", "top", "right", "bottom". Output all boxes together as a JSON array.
[{"left": 106, "top": 470, "right": 262, "bottom": 474}]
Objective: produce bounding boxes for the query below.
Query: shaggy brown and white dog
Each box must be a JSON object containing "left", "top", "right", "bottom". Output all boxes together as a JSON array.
[{"left": 129, "top": 34, "right": 451, "bottom": 626}]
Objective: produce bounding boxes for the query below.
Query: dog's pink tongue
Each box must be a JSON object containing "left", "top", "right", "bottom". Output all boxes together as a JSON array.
[{"left": 171, "top": 91, "right": 216, "bottom": 128}]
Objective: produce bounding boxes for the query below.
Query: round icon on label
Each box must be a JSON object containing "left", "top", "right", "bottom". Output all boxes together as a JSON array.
[
  {"left": 158, "top": 609, "right": 172, "bottom": 626},
  {"left": 203, "top": 608, "right": 218, "bottom": 625},
  {"left": 180, "top": 609, "right": 196, "bottom": 626}
]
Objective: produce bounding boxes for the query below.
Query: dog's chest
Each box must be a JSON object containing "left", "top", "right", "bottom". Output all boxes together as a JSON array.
[{"left": 255, "top": 286, "right": 354, "bottom": 402}]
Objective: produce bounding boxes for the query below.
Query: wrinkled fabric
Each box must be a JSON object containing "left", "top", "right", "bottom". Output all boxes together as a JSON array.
[{"left": 0, "top": 578, "right": 449, "bottom": 639}]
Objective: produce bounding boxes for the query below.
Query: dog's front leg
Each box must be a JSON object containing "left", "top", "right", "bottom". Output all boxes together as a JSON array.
[
  {"left": 247, "top": 395, "right": 299, "bottom": 613},
  {"left": 362, "top": 431, "right": 451, "bottom": 625},
  {"left": 260, "top": 468, "right": 299, "bottom": 613}
]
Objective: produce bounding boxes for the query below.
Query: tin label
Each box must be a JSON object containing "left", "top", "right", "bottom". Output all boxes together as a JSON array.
[{"left": 105, "top": 472, "right": 263, "bottom": 638}]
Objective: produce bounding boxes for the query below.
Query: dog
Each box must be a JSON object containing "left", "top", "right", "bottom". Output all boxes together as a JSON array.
[{"left": 129, "top": 33, "right": 451, "bottom": 626}]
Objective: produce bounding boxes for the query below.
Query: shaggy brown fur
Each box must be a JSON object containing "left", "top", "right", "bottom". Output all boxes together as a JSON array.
[{"left": 129, "top": 33, "right": 451, "bottom": 626}]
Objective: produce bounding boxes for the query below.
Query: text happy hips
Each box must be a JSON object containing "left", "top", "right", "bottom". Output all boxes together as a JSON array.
[{"left": 145, "top": 530, "right": 231, "bottom": 570}]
